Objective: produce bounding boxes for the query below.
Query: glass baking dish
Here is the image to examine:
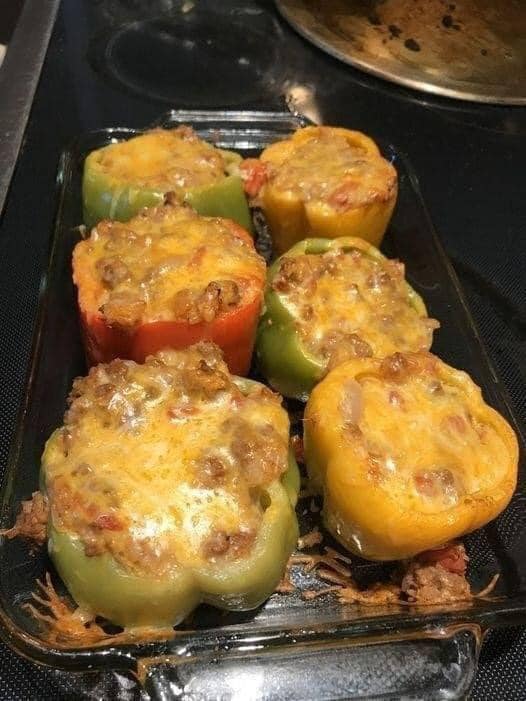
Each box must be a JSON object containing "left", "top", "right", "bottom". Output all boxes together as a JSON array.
[{"left": 0, "top": 111, "right": 525, "bottom": 700}]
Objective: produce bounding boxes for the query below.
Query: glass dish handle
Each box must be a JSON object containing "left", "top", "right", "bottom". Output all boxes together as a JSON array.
[{"left": 138, "top": 624, "right": 482, "bottom": 700}]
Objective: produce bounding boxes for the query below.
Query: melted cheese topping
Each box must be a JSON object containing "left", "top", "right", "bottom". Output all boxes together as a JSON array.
[
  {"left": 266, "top": 131, "right": 396, "bottom": 209},
  {"left": 337, "top": 353, "right": 511, "bottom": 515},
  {"left": 273, "top": 248, "right": 437, "bottom": 366},
  {"left": 43, "top": 345, "right": 289, "bottom": 577},
  {"left": 90, "top": 127, "right": 231, "bottom": 194},
  {"left": 74, "top": 204, "right": 265, "bottom": 325}
]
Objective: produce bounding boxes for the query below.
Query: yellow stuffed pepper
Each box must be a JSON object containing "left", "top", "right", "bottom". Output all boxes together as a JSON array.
[
  {"left": 304, "top": 351, "right": 518, "bottom": 561},
  {"left": 241, "top": 126, "right": 397, "bottom": 255}
]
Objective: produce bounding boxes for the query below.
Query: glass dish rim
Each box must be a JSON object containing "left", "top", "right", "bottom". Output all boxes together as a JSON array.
[{"left": 0, "top": 109, "right": 524, "bottom": 675}]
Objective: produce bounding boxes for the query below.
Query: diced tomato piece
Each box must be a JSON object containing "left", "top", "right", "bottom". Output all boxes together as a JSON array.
[
  {"left": 93, "top": 513, "right": 123, "bottom": 531},
  {"left": 240, "top": 159, "right": 268, "bottom": 198},
  {"left": 328, "top": 180, "right": 358, "bottom": 210},
  {"left": 417, "top": 543, "right": 467, "bottom": 575}
]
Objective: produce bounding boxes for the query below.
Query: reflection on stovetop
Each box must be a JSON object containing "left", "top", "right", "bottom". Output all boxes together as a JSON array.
[{"left": 89, "top": 1, "right": 291, "bottom": 107}]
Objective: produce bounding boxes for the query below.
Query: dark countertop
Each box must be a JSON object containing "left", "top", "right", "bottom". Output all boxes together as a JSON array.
[{"left": 0, "top": 1, "right": 525, "bottom": 698}]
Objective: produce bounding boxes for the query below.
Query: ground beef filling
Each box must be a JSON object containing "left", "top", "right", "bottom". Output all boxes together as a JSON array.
[
  {"left": 100, "top": 276, "right": 244, "bottom": 327},
  {"left": 172, "top": 280, "right": 241, "bottom": 324},
  {"left": 267, "top": 132, "right": 397, "bottom": 210},
  {"left": 272, "top": 249, "right": 438, "bottom": 369},
  {"left": 45, "top": 343, "right": 289, "bottom": 574},
  {"left": 202, "top": 528, "right": 257, "bottom": 560},
  {"left": 78, "top": 204, "right": 265, "bottom": 328},
  {"left": 96, "top": 125, "right": 229, "bottom": 192}
]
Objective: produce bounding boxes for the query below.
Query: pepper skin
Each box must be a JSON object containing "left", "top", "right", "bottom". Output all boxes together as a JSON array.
[
  {"left": 47, "top": 461, "right": 299, "bottom": 628},
  {"left": 256, "top": 237, "right": 429, "bottom": 400},
  {"left": 82, "top": 129, "right": 253, "bottom": 232},
  {"left": 242, "top": 126, "right": 397, "bottom": 255},
  {"left": 78, "top": 291, "right": 262, "bottom": 376},
  {"left": 73, "top": 205, "right": 265, "bottom": 375},
  {"left": 42, "top": 364, "right": 300, "bottom": 629},
  {"left": 304, "top": 353, "right": 518, "bottom": 561}
]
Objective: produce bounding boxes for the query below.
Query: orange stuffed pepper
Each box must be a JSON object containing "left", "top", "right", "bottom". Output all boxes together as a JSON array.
[
  {"left": 241, "top": 126, "right": 398, "bottom": 255},
  {"left": 72, "top": 202, "right": 266, "bottom": 375}
]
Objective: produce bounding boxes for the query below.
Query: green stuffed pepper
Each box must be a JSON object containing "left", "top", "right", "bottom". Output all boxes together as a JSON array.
[
  {"left": 82, "top": 126, "right": 253, "bottom": 232},
  {"left": 256, "top": 236, "right": 438, "bottom": 400},
  {"left": 42, "top": 342, "right": 299, "bottom": 628}
]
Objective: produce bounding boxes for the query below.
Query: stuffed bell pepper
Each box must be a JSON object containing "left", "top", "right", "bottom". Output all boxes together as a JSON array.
[
  {"left": 83, "top": 126, "right": 252, "bottom": 231},
  {"left": 241, "top": 126, "right": 397, "bottom": 255},
  {"left": 73, "top": 201, "right": 266, "bottom": 375},
  {"left": 42, "top": 343, "right": 300, "bottom": 628},
  {"left": 304, "top": 351, "right": 518, "bottom": 561},
  {"left": 256, "top": 237, "right": 438, "bottom": 399}
]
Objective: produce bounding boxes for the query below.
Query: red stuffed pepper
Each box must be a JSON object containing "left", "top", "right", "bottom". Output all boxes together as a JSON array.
[{"left": 72, "top": 202, "right": 266, "bottom": 375}]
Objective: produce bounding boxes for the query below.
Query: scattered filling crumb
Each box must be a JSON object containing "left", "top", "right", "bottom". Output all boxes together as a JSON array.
[{"left": 1, "top": 492, "right": 48, "bottom": 546}]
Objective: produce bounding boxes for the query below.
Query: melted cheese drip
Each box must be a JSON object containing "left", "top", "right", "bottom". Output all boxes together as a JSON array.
[
  {"left": 343, "top": 369, "right": 509, "bottom": 514},
  {"left": 75, "top": 205, "right": 265, "bottom": 322},
  {"left": 268, "top": 132, "right": 396, "bottom": 208},
  {"left": 279, "top": 250, "right": 434, "bottom": 361},
  {"left": 92, "top": 128, "right": 227, "bottom": 192},
  {"left": 44, "top": 350, "right": 289, "bottom": 576}
]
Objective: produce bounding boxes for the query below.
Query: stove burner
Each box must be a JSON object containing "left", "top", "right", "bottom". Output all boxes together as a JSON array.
[{"left": 89, "top": 6, "right": 285, "bottom": 106}]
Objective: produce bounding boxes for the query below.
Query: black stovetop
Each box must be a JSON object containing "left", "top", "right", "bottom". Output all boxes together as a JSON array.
[{"left": 0, "top": 1, "right": 525, "bottom": 698}]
